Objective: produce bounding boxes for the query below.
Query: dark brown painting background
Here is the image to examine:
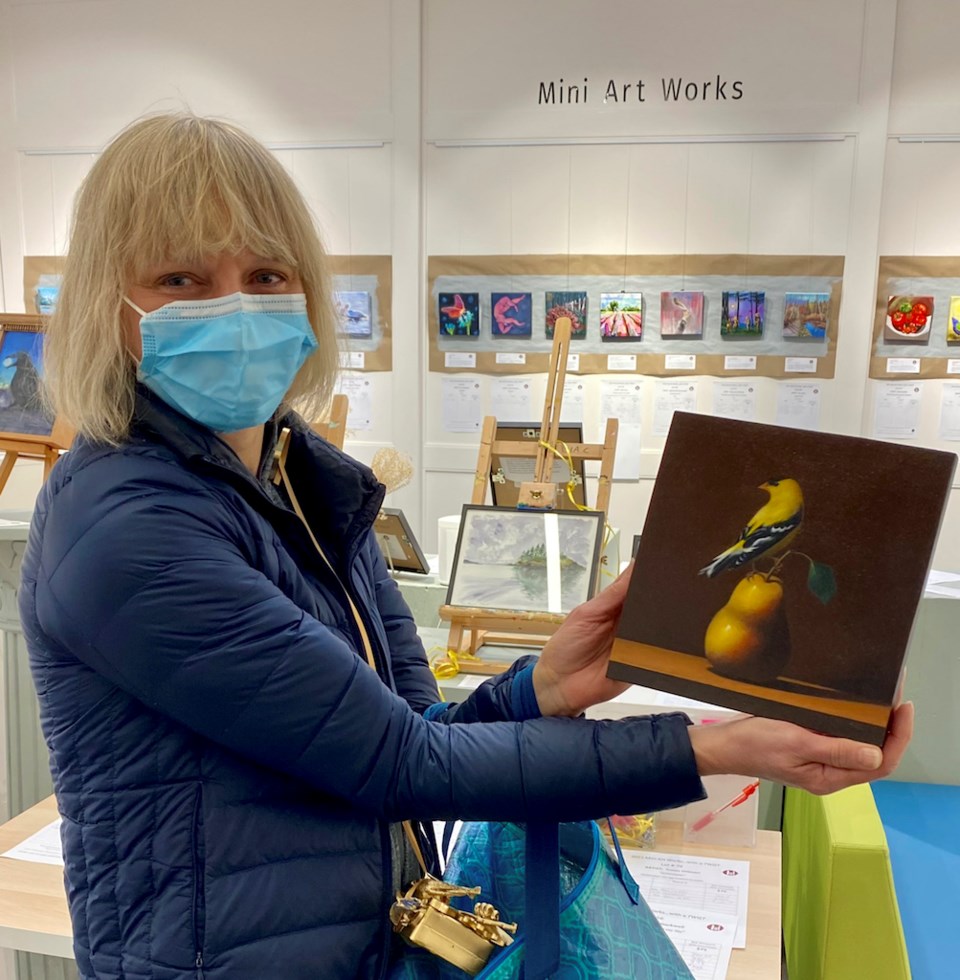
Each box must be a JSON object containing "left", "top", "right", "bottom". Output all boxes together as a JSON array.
[{"left": 619, "top": 413, "right": 956, "bottom": 705}]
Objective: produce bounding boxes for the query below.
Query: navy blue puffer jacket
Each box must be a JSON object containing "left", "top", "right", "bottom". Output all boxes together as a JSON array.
[{"left": 18, "top": 389, "right": 704, "bottom": 979}]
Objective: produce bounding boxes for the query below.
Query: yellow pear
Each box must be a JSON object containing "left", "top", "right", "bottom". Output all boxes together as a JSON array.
[{"left": 704, "top": 573, "right": 790, "bottom": 682}]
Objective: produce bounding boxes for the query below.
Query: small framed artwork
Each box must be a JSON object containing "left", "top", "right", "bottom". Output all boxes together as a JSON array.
[
  {"left": 610, "top": 411, "right": 956, "bottom": 745},
  {"left": 0, "top": 316, "right": 52, "bottom": 436},
  {"left": 660, "top": 291, "right": 704, "bottom": 339},
  {"left": 439, "top": 293, "right": 480, "bottom": 337},
  {"left": 490, "top": 422, "right": 586, "bottom": 510},
  {"left": 600, "top": 292, "right": 643, "bottom": 341},
  {"left": 949, "top": 297, "right": 960, "bottom": 345},
  {"left": 374, "top": 508, "right": 430, "bottom": 574},
  {"left": 446, "top": 505, "right": 606, "bottom": 615},
  {"left": 884, "top": 295, "right": 933, "bottom": 343},
  {"left": 782, "top": 293, "right": 829, "bottom": 340},
  {"left": 545, "top": 291, "right": 588, "bottom": 339},
  {"left": 720, "top": 291, "right": 765, "bottom": 337},
  {"left": 334, "top": 290, "right": 373, "bottom": 338},
  {"left": 491, "top": 293, "right": 533, "bottom": 337}
]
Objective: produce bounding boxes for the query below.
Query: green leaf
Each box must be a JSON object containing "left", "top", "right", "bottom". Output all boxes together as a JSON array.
[{"left": 807, "top": 561, "right": 837, "bottom": 605}]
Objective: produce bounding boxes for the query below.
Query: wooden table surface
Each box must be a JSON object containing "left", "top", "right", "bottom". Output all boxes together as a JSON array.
[
  {"left": 0, "top": 798, "right": 781, "bottom": 976},
  {"left": 0, "top": 795, "right": 72, "bottom": 958},
  {"left": 653, "top": 818, "right": 782, "bottom": 980}
]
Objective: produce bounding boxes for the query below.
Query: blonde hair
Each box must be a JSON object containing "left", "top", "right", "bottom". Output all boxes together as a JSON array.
[{"left": 45, "top": 112, "right": 340, "bottom": 443}]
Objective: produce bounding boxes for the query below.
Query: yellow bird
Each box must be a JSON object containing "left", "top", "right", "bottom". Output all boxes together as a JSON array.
[{"left": 699, "top": 477, "right": 804, "bottom": 578}]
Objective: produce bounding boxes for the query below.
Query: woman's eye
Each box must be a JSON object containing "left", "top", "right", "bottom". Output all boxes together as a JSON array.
[
  {"left": 252, "top": 270, "right": 286, "bottom": 286},
  {"left": 159, "top": 274, "right": 195, "bottom": 288}
]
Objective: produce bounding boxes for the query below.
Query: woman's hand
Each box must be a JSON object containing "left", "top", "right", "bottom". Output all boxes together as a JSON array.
[
  {"left": 688, "top": 701, "right": 914, "bottom": 795},
  {"left": 532, "top": 563, "right": 634, "bottom": 717}
]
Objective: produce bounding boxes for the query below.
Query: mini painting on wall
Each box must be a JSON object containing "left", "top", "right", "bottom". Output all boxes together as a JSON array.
[
  {"left": 446, "top": 505, "right": 605, "bottom": 615},
  {"left": 783, "top": 293, "right": 830, "bottom": 340},
  {"left": 491, "top": 293, "right": 533, "bottom": 338},
  {"left": 599, "top": 292, "right": 643, "bottom": 341},
  {"left": 884, "top": 295, "right": 933, "bottom": 343},
  {"left": 609, "top": 412, "right": 956, "bottom": 746},
  {"left": 947, "top": 297, "right": 960, "bottom": 345},
  {"left": 660, "top": 291, "right": 704, "bottom": 339},
  {"left": 720, "top": 291, "right": 765, "bottom": 337},
  {"left": 334, "top": 290, "right": 372, "bottom": 338},
  {"left": 438, "top": 293, "right": 481, "bottom": 337},
  {"left": 0, "top": 323, "right": 52, "bottom": 436},
  {"left": 545, "top": 291, "right": 588, "bottom": 339}
]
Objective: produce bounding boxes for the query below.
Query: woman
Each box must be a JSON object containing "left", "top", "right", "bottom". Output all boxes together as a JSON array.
[{"left": 19, "top": 114, "right": 912, "bottom": 980}]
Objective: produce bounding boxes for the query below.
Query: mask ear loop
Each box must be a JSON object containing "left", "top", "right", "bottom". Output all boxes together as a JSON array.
[{"left": 123, "top": 296, "right": 148, "bottom": 318}]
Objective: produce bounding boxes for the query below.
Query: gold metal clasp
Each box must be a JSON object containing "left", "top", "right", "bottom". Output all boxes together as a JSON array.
[{"left": 390, "top": 876, "right": 516, "bottom": 976}]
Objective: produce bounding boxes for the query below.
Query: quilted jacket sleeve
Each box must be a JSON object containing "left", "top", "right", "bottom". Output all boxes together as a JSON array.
[
  {"left": 32, "top": 470, "right": 704, "bottom": 824},
  {"left": 367, "top": 533, "right": 543, "bottom": 724}
]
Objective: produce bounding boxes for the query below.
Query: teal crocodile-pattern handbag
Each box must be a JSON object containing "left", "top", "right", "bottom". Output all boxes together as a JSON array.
[{"left": 389, "top": 820, "right": 695, "bottom": 980}]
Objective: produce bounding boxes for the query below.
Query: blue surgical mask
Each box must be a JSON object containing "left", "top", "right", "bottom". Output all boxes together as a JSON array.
[{"left": 125, "top": 292, "right": 319, "bottom": 432}]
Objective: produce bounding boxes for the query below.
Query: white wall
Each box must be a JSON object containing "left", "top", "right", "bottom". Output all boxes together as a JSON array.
[{"left": 0, "top": 0, "right": 958, "bottom": 566}]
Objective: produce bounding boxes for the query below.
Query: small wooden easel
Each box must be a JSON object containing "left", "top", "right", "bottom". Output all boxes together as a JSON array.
[
  {"left": 310, "top": 393, "right": 349, "bottom": 450},
  {"left": 438, "top": 319, "right": 619, "bottom": 674},
  {"left": 0, "top": 417, "right": 74, "bottom": 496}
]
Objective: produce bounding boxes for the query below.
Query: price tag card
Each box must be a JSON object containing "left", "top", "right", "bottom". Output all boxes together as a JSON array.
[
  {"left": 886, "top": 358, "right": 921, "bottom": 374},
  {"left": 566, "top": 353, "right": 580, "bottom": 372},
  {"left": 784, "top": 357, "right": 817, "bottom": 373},
  {"left": 445, "top": 352, "right": 476, "bottom": 369},
  {"left": 607, "top": 354, "right": 637, "bottom": 372},
  {"left": 948, "top": 359, "right": 960, "bottom": 375},
  {"left": 495, "top": 352, "right": 526, "bottom": 365},
  {"left": 665, "top": 354, "right": 696, "bottom": 371},
  {"left": 723, "top": 356, "right": 756, "bottom": 371},
  {"left": 339, "top": 351, "right": 365, "bottom": 370}
]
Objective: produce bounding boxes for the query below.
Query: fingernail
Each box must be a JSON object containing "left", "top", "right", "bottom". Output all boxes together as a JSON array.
[{"left": 859, "top": 747, "right": 882, "bottom": 769}]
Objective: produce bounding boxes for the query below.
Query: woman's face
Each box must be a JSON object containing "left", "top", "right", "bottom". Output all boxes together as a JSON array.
[{"left": 121, "top": 248, "right": 303, "bottom": 360}]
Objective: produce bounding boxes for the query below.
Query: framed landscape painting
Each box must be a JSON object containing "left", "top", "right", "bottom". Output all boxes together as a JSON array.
[
  {"left": 609, "top": 412, "right": 956, "bottom": 744},
  {"left": 446, "top": 505, "right": 605, "bottom": 615}
]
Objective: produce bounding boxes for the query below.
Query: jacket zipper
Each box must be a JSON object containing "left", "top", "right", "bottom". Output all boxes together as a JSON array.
[{"left": 191, "top": 783, "right": 205, "bottom": 977}]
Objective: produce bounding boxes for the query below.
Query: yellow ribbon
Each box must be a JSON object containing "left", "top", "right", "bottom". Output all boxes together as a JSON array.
[
  {"left": 537, "top": 438, "right": 619, "bottom": 579},
  {"left": 428, "top": 645, "right": 483, "bottom": 680}
]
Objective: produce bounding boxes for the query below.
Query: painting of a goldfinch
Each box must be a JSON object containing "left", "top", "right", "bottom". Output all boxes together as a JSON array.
[{"left": 609, "top": 412, "right": 955, "bottom": 745}]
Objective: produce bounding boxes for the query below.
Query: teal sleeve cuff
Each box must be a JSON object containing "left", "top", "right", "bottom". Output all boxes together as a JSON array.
[{"left": 510, "top": 663, "right": 541, "bottom": 721}]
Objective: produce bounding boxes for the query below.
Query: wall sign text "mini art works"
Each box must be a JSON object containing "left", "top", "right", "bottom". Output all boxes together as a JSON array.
[{"left": 537, "top": 75, "right": 745, "bottom": 106}]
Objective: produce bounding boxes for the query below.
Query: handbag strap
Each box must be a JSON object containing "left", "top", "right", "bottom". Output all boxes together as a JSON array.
[
  {"left": 273, "top": 429, "right": 430, "bottom": 877},
  {"left": 524, "top": 823, "right": 561, "bottom": 980}
]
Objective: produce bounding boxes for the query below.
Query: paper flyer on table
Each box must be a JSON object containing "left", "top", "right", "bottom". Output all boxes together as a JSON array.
[
  {"left": 1, "top": 818, "right": 63, "bottom": 866},
  {"left": 623, "top": 849, "right": 750, "bottom": 948},
  {"left": 650, "top": 907, "right": 738, "bottom": 980}
]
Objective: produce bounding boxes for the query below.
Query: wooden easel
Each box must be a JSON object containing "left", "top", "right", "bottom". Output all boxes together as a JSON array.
[
  {"left": 310, "top": 393, "right": 348, "bottom": 450},
  {"left": 438, "top": 319, "right": 619, "bottom": 674},
  {"left": 0, "top": 417, "right": 74, "bottom": 496}
]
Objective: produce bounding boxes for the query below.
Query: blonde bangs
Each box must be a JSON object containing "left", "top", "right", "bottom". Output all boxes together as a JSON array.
[{"left": 44, "top": 113, "right": 340, "bottom": 444}]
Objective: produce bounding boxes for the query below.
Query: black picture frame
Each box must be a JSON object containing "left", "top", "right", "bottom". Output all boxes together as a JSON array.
[
  {"left": 446, "top": 504, "right": 606, "bottom": 615},
  {"left": 374, "top": 507, "right": 430, "bottom": 575},
  {"left": 489, "top": 422, "right": 586, "bottom": 510}
]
